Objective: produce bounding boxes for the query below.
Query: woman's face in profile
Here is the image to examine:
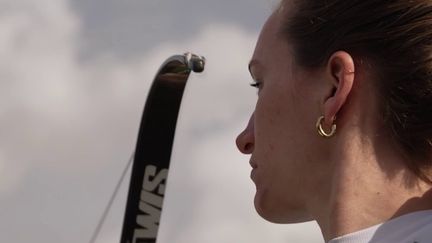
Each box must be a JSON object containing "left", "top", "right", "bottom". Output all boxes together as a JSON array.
[{"left": 236, "top": 9, "right": 330, "bottom": 223}]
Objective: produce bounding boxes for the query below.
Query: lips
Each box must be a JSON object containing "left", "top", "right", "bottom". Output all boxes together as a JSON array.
[
  {"left": 249, "top": 160, "right": 258, "bottom": 169},
  {"left": 250, "top": 163, "right": 257, "bottom": 182}
]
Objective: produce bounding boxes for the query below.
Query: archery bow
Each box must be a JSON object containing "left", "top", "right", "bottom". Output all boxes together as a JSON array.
[{"left": 120, "top": 52, "right": 206, "bottom": 243}]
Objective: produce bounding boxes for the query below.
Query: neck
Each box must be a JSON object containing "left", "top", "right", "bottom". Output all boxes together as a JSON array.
[{"left": 312, "top": 131, "right": 432, "bottom": 242}]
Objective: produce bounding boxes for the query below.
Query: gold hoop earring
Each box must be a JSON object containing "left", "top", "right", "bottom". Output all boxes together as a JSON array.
[{"left": 316, "top": 116, "right": 336, "bottom": 138}]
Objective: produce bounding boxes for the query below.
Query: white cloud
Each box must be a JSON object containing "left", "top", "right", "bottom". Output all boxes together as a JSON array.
[{"left": 0, "top": 0, "right": 323, "bottom": 242}]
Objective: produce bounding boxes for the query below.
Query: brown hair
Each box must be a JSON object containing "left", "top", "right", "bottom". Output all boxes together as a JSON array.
[{"left": 281, "top": 0, "right": 432, "bottom": 182}]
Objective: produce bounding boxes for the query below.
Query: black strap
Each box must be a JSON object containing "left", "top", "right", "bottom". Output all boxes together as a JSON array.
[{"left": 120, "top": 53, "right": 205, "bottom": 243}]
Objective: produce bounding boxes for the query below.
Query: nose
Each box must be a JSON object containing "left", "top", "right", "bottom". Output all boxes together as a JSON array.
[{"left": 236, "top": 113, "right": 255, "bottom": 154}]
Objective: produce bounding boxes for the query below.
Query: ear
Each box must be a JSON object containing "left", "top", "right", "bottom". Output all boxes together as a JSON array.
[{"left": 323, "top": 51, "right": 355, "bottom": 126}]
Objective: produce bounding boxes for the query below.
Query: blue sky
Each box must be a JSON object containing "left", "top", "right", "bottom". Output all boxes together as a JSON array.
[{"left": 0, "top": 0, "right": 323, "bottom": 242}]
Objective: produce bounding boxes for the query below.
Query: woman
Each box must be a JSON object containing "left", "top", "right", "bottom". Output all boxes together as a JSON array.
[{"left": 236, "top": 0, "right": 432, "bottom": 242}]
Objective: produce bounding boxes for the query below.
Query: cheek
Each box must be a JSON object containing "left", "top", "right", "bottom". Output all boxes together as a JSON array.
[
  {"left": 254, "top": 82, "right": 316, "bottom": 176},
  {"left": 254, "top": 89, "right": 295, "bottom": 176},
  {"left": 254, "top": 95, "right": 282, "bottom": 153},
  {"left": 255, "top": 84, "right": 297, "bottom": 149}
]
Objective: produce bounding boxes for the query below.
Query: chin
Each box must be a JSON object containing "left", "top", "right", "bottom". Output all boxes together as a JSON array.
[{"left": 254, "top": 190, "right": 313, "bottom": 224}]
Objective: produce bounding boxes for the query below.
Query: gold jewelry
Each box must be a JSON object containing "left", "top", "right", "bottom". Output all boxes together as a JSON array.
[{"left": 316, "top": 115, "right": 336, "bottom": 138}]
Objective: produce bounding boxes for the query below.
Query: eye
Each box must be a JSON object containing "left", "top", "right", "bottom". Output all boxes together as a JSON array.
[
  {"left": 249, "top": 80, "right": 262, "bottom": 95},
  {"left": 249, "top": 80, "right": 262, "bottom": 89}
]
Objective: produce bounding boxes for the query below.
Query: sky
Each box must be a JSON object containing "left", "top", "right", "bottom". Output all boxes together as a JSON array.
[{"left": 0, "top": 0, "right": 324, "bottom": 242}]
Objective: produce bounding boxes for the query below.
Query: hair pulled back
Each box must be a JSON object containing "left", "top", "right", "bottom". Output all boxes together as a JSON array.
[{"left": 281, "top": 0, "right": 432, "bottom": 182}]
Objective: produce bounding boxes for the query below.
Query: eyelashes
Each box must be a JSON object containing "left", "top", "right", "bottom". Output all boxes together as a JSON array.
[
  {"left": 250, "top": 80, "right": 262, "bottom": 95},
  {"left": 249, "top": 81, "right": 262, "bottom": 89}
]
